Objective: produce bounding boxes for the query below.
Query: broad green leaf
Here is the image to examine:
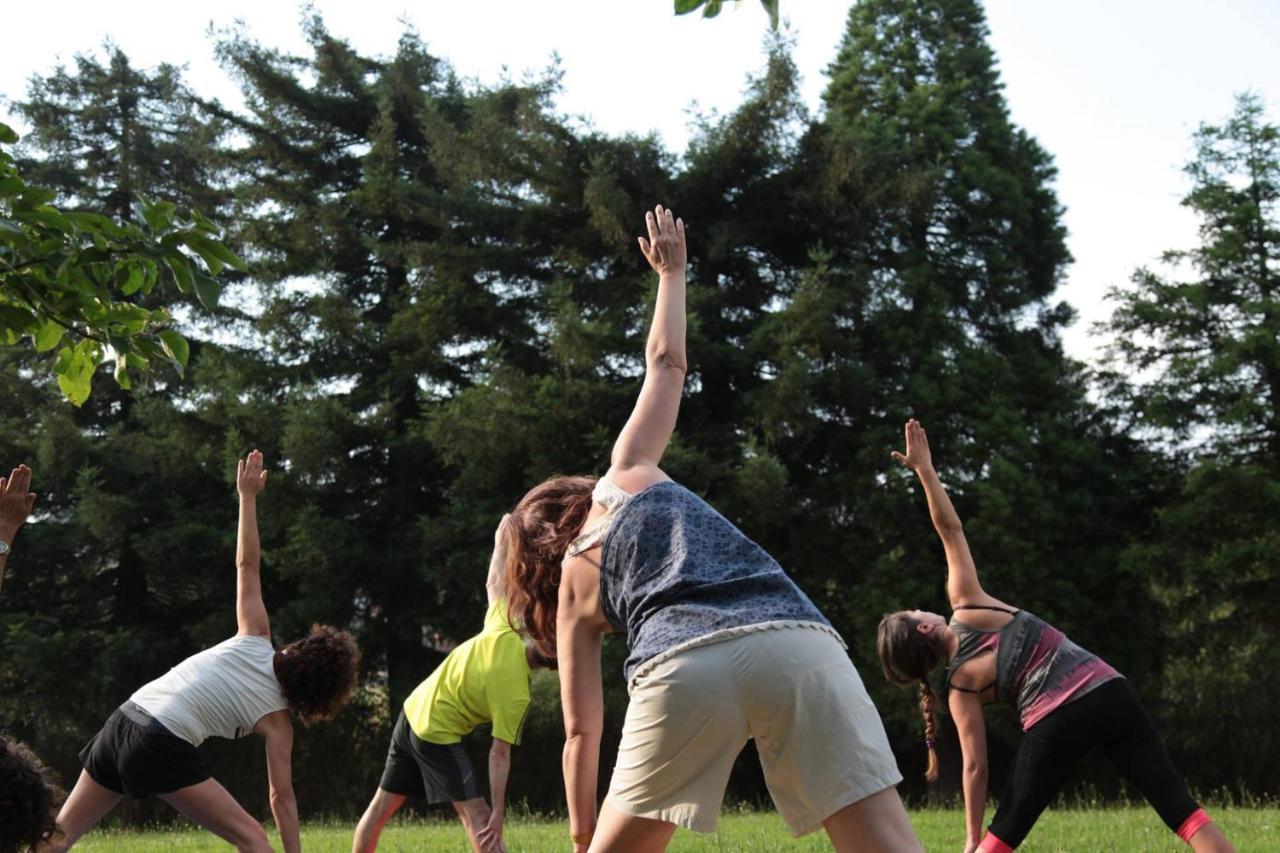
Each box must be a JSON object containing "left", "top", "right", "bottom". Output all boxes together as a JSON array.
[
  {"left": 0, "top": 219, "right": 24, "bottom": 237},
  {"left": 0, "top": 123, "right": 16, "bottom": 144},
  {"left": 32, "top": 320, "right": 64, "bottom": 352},
  {"left": 192, "top": 270, "right": 221, "bottom": 311},
  {"left": 187, "top": 236, "right": 224, "bottom": 276},
  {"left": 0, "top": 177, "right": 23, "bottom": 198},
  {"left": 674, "top": 0, "right": 704, "bottom": 13},
  {"left": 118, "top": 262, "right": 145, "bottom": 295},
  {"left": 141, "top": 199, "right": 176, "bottom": 232},
  {"left": 54, "top": 340, "right": 101, "bottom": 407},
  {"left": 165, "top": 255, "right": 194, "bottom": 293},
  {"left": 158, "top": 329, "right": 190, "bottom": 373},
  {"left": 703, "top": 0, "right": 725, "bottom": 18},
  {"left": 192, "top": 237, "right": 248, "bottom": 272}
]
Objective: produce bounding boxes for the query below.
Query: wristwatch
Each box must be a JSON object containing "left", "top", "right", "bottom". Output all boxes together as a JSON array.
[{"left": 0, "top": 539, "right": 9, "bottom": 556}]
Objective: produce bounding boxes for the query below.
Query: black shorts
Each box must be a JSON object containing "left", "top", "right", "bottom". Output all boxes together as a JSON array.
[
  {"left": 379, "top": 712, "right": 481, "bottom": 804},
  {"left": 79, "top": 702, "right": 210, "bottom": 798}
]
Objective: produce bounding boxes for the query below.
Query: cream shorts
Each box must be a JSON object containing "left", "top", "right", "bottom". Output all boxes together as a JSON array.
[{"left": 604, "top": 623, "right": 903, "bottom": 836}]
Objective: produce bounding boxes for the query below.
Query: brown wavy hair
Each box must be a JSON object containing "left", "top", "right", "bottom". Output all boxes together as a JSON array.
[
  {"left": 273, "top": 625, "right": 361, "bottom": 725},
  {"left": 877, "top": 611, "right": 948, "bottom": 782},
  {"left": 505, "top": 475, "right": 598, "bottom": 661},
  {"left": 0, "top": 736, "right": 64, "bottom": 853}
]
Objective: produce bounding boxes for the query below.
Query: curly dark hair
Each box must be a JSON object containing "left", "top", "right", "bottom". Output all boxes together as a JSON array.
[
  {"left": 272, "top": 625, "right": 360, "bottom": 725},
  {"left": 0, "top": 736, "right": 64, "bottom": 853}
]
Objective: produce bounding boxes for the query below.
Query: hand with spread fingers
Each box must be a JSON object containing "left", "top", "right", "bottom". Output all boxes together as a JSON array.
[
  {"left": 237, "top": 450, "right": 269, "bottom": 499},
  {"left": 0, "top": 464, "right": 36, "bottom": 543},
  {"left": 637, "top": 204, "right": 686, "bottom": 277}
]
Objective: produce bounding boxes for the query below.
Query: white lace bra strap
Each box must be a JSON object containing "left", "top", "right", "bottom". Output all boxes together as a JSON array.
[{"left": 566, "top": 477, "right": 633, "bottom": 557}]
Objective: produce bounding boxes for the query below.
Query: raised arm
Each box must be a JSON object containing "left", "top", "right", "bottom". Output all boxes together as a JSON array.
[
  {"left": 891, "top": 420, "right": 986, "bottom": 608},
  {"left": 486, "top": 514, "right": 511, "bottom": 607},
  {"left": 236, "top": 450, "right": 271, "bottom": 637},
  {"left": 609, "top": 205, "right": 687, "bottom": 480},
  {"left": 557, "top": 561, "right": 608, "bottom": 853},
  {"left": 0, "top": 464, "right": 36, "bottom": 596}
]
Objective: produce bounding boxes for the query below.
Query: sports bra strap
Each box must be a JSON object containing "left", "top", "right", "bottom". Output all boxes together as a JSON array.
[
  {"left": 953, "top": 604, "right": 1019, "bottom": 615},
  {"left": 949, "top": 679, "right": 996, "bottom": 695}
]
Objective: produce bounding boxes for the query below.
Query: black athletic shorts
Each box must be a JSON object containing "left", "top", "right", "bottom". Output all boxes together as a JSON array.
[
  {"left": 79, "top": 702, "right": 210, "bottom": 798},
  {"left": 379, "top": 711, "right": 481, "bottom": 804}
]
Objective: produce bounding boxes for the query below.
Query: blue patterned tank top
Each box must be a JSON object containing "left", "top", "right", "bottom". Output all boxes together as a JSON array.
[{"left": 597, "top": 480, "right": 837, "bottom": 684}]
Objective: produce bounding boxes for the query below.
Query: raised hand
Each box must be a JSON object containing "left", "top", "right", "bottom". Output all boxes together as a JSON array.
[
  {"left": 890, "top": 419, "right": 934, "bottom": 473},
  {"left": 0, "top": 464, "right": 36, "bottom": 541},
  {"left": 637, "top": 204, "right": 686, "bottom": 277},
  {"left": 237, "top": 450, "right": 269, "bottom": 499}
]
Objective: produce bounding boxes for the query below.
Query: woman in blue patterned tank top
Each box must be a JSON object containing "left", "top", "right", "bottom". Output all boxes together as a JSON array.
[
  {"left": 504, "top": 206, "right": 920, "bottom": 853},
  {"left": 876, "top": 420, "right": 1232, "bottom": 853}
]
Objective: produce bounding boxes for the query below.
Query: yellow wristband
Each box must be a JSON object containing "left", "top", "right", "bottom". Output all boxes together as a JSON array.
[{"left": 571, "top": 830, "right": 594, "bottom": 845}]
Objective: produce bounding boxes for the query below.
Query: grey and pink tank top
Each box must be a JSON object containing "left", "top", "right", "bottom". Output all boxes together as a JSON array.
[{"left": 946, "top": 606, "right": 1120, "bottom": 731}]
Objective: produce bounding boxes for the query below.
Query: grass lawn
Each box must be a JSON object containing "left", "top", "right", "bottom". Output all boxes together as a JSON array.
[{"left": 71, "top": 807, "right": 1277, "bottom": 851}]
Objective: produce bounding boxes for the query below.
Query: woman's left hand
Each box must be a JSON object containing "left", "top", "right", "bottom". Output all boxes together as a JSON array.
[{"left": 962, "top": 839, "right": 980, "bottom": 853}]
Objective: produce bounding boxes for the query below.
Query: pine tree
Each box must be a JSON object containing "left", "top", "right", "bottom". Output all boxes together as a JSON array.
[
  {"left": 1101, "top": 93, "right": 1280, "bottom": 792},
  {"left": 754, "top": 0, "right": 1159, "bottom": 788}
]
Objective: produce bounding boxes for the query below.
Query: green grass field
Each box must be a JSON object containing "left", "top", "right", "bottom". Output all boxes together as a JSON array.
[{"left": 71, "top": 807, "right": 1277, "bottom": 851}]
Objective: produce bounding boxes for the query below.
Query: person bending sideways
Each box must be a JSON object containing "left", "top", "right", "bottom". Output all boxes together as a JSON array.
[
  {"left": 0, "top": 464, "right": 66, "bottom": 853},
  {"left": 52, "top": 451, "right": 361, "bottom": 853},
  {"left": 504, "top": 206, "right": 922, "bottom": 853},
  {"left": 353, "top": 515, "right": 552, "bottom": 853},
  {"left": 877, "top": 419, "right": 1234, "bottom": 853}
]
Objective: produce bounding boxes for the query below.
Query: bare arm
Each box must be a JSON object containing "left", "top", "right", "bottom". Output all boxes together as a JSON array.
[
  {"left": 892, "top": 420, "right": 987, "bottom": 608},
  {"left": 950, "top": 690, "right": 989, "bottom": 849},
  {"left": 477, "top": 738, "right": 512, "bottom": 852},
  {"left": 557, "top": 559, "right": 608, "bottom": 853},
  {"left": 486, "top": 514, "right": 511, "bottom": 607},
  {"left": 610, "top": 205, "right": 687, "bottom": 476},
  {"left": 258, "top": 712, "right": 299, "bottom": 853},
  {"left": 0, "top": 465, "right": 36, "bottom": 597},
  {"left": 236, "top": 451, "right": 271, "bottom": 637}
]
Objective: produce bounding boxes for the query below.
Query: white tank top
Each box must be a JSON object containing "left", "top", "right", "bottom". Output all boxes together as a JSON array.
[{"left": 130, "top": 635, "right": 288, "bottom": 746}]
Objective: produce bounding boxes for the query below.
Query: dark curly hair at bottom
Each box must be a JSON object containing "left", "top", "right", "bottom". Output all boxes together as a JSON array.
[
  {"left": 273, "top": 624, "right": 360, "bottom": 725},
  {"left": 0, "top": 736, "right": 64, "bottom": 853}
]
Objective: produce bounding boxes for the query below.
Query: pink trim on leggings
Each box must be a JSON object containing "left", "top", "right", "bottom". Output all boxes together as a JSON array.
[
  {"left": 978, "top": 831, "right": 1014, "bottom": 853},
  {"left": 1176, "top": 808, "right": 1211, "bottom": 844}
]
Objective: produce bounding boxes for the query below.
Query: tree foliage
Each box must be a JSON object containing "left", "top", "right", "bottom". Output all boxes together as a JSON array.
[
  {"left": 0, "top": 0, "right": 1271, "bottom": 820},
  {"left": 0, "top": 120, "right": 242, "bottom": 403}
]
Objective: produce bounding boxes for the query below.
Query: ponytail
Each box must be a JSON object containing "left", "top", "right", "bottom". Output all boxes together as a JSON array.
[{"left": 919, "top": 680, "right": 939, "bottom": 782}]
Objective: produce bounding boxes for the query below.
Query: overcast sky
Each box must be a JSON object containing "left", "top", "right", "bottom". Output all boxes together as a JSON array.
[{"left": 3, "top": 1, "right": 1279, "bottom": 364}]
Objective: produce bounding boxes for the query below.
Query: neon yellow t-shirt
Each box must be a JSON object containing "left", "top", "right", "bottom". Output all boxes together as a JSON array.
[{"left": 403, "top": 599, "right": 532, "bottom": 745}]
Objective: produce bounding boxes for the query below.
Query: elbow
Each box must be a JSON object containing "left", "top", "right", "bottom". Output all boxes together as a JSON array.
[
  {"left": 645, "top": 345, "right": 687, "bottom": 375},
  {"left": 963, "top": 763, "right": 987, "bottom": 783},
  {"left": 938, "top": 518, "right": 964, "bottom": 537},
  {"left": 269, "top": 787, "right": 296, "bottom": 809},
  {"left": 562, "top": 723, "right": 601, "bottom": 744}
]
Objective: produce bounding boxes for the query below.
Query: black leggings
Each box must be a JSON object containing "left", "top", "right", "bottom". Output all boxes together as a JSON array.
[{"left": 988, "top": 678, "right": 1198, "bottom": 848}]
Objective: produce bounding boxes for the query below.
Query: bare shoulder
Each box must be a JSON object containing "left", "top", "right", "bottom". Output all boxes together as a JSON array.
[
  {"left": 604, "top": 464, "right": 670, "bottom": 496},
  {"left": 558, "top": 555, "right": 610, "bottom": 631}
]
